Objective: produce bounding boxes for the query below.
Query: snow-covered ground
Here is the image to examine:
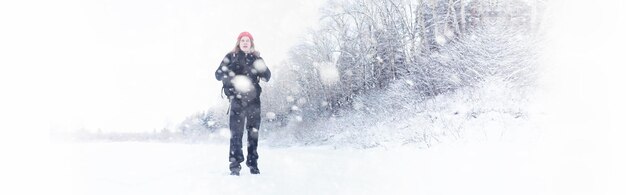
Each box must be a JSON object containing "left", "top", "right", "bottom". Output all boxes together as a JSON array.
[
  {"left": 11, "top": 115, "right": 619, "bottom": 195},
  {"left": 44, "top": 140, "right": 552, "bottom": 195}
]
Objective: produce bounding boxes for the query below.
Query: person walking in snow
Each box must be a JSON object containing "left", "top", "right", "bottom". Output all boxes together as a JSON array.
[{"left": 215, "top": 31, "right": 271, "bottom": 176}]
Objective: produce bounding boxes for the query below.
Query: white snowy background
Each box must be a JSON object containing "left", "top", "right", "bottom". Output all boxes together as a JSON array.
[{"left": 1, "top": 0, "right": 625, "bottom": 195}]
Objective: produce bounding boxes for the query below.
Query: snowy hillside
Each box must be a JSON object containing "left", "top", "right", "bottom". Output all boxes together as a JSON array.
[{"left": 262, "top": 78, "right": 540, "bottom": 148}]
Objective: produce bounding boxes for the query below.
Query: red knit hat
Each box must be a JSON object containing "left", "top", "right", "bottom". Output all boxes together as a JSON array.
[{"left": 237, "top": 31, "right": 254, "bottom": 42}]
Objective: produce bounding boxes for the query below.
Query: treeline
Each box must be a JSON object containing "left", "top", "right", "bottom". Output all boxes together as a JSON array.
[{"left": 261, "top": 0, "right": 543, "bottom": 121}]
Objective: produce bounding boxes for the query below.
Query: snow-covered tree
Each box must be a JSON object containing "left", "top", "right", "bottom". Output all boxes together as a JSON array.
[
  {"left": 272, "top": 0, "right": 542, "bottom": 117},
  {"left": 178, "top": 111, "right": 222, "bottom": 136}
]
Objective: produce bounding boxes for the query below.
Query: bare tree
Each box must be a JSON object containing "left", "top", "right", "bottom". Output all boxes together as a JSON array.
[{"left": 256, "top": 0, "right": 540, "bottom": 123}]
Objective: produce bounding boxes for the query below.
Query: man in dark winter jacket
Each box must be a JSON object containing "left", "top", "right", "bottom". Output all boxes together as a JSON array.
[{"left": 215, "top": 31, "right": 271, "bottom": 176}]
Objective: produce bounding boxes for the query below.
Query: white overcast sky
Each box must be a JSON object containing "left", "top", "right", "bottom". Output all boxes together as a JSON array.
[{"left": 1, "top": 0, "right": 327, "bottom": 133}]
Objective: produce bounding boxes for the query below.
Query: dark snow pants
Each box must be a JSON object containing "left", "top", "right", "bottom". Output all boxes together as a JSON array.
[{"left": 228, "top": 97, "right": 261, "bottom": 171}]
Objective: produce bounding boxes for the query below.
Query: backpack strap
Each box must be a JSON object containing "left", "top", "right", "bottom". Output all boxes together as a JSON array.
[
  {"left": 221, "top": 86, "right": 225, "bottom": 99},
  {"left": 226, "top": 101, "right": 231, "bottom": 115}
]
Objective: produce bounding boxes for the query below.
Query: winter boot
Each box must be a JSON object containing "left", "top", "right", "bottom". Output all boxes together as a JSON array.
[
  {"left": 246, "top": 159, "right": 260, "bottom": 174},
  {"left": 249, "top": 166, "right": 260, "bottom": 174},
  {"left": 229, "top": 162, "right": 241, "bottom": 176}
]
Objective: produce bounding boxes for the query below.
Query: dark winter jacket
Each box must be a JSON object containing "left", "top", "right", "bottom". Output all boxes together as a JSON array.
[{"left": 215, "top": 51, "right": 271, "bottom": 99}]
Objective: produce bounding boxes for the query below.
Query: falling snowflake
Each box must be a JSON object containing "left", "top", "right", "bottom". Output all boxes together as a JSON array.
[
  {"left": 231, "top": 75, "right": 253, "bottom": 93},
  {"left": 253, "top": 59, "right": 268, "bottom": 72},
  {"left": 436, "top": 34, "right": 446, "bottom": 46},
  {"left": 265, "top": 112, "right": 276, "bottom": 120},
  {"left": 314, "top": 61, "right": 340, "bottom": 85},
  {"left": 297, "top": 97, "right": 307, "bottom": 106}
]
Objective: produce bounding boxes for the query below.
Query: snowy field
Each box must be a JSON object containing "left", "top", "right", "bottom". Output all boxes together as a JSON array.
[
  {"left": 8, "top": 117, "right": 620, "bottom": 195},
  {"left": 47, "top": 141, "right": 553, "bottom": 195},
  {"left": 2, "top": 1, "right": 624, "bottom": 195}
]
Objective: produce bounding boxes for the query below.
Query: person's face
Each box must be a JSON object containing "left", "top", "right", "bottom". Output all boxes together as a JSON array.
[{"left": 239, "top": 36, "right": 252, "bottom": 53}]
